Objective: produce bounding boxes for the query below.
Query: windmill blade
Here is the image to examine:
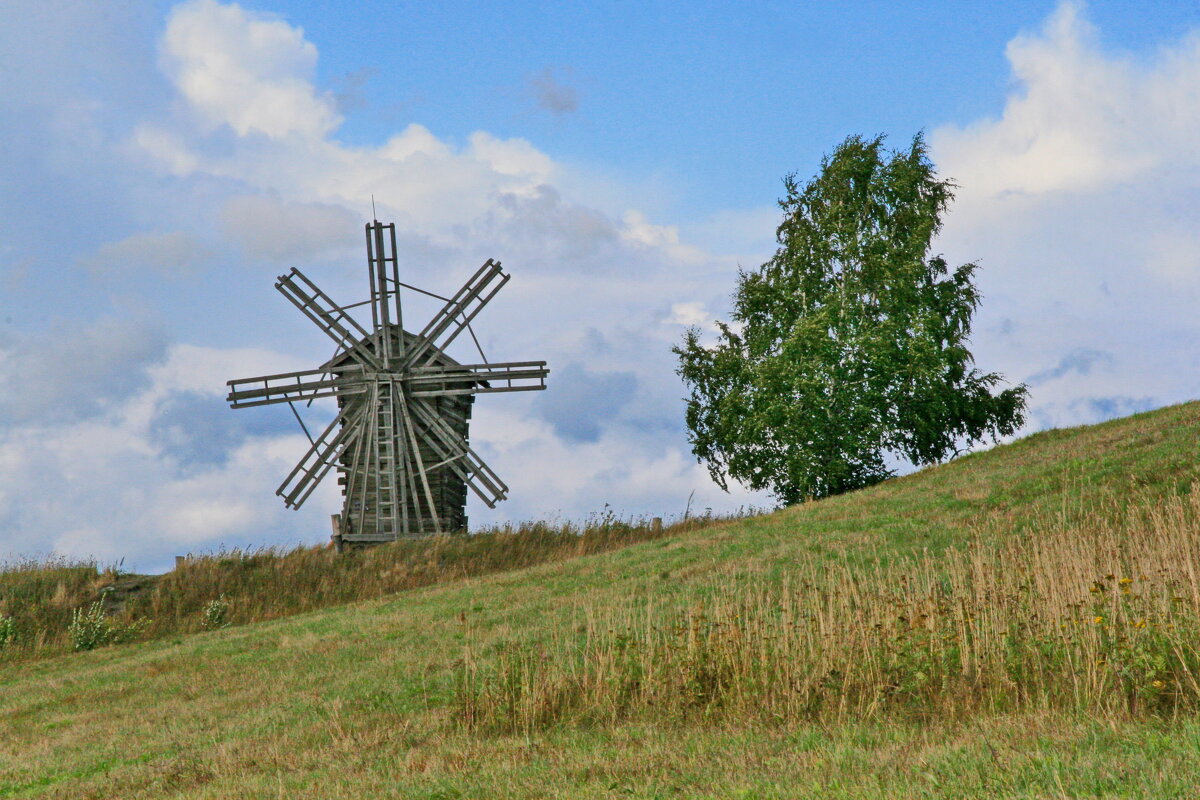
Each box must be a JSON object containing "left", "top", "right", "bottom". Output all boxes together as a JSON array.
[
  {"left": 226, "top": 365, "right": 366, "bottom": 408},
  {"left": 408, "top": 397, "right": 508, "bottom": 507},
  {"left": 340, "top": 404, "right": 371, "bottom": 535},
  {"left": 405, "top": 361, "right": 549, "bottom": 398},
  {"left": 397, "top": 396, "right": 442, "bottom": 534},
  {"left": 276, "top": 268, "right": 382, "bottom": 370},
  {"left": 401, "top": 259, "right": 509, "bottom": 369},
  {"left": 276, "top": 403, "right": 367, "bottom": 510},
  {"left": 347, "top": 390, "right": 390, "bottom": 539}
]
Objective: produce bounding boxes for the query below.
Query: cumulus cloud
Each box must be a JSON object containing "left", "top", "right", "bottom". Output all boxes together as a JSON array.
[
  {"left": 0, "top": 318, "right": 168, "bottom": 423},
  {"left": 930, "top": 1, "right": 1200, "bottom": 435},
  {"left": 160, "top": 0, "right": 340, "bottom": 139},
  {"left": 0, "top": 342, "right": 326, "bottom": 569},
  {"left": 932, "top": 1, "right": 1200, "bottom": 198},
  {"left": 36, "top": 0, "right": 1200, "bottom": 568},
  {"left": 148, "top": 388, "right": 296, "bottom": 472},
  {"left": 0, "top": 0, "right": 772, "bottom": 567},
  {"left": 664, "top": 301, "right": 711, "bottom": 327},
  {"left": 469, "top": 404, "right": 763, "bottom": 524}
]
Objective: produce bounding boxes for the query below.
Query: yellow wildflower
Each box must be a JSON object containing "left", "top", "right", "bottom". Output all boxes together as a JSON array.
[{"left": 1094, "top": 616, "right": 1104, "bottom": 624}]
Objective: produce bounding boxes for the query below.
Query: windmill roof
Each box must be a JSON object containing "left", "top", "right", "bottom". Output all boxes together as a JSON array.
[
  {"left": 321, "top": 327, "right": 488, "bottom": 387},
  {"left": 321, "top": 327, "right": 466, "bottom": 370}
]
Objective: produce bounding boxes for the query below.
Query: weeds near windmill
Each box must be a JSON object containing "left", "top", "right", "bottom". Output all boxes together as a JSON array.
[{"left": 0, "top": 511, "right": 736, "bottom": 663}]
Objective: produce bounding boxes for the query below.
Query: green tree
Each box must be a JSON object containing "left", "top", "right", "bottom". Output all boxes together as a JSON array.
[{"left": 674, "top": 133, "right": 1028, "bottom": 505}]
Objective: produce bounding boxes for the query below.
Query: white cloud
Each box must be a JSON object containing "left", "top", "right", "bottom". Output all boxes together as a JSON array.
[
  {"left": 0, "top": 318, "right": 168, "bottom": 423},
  {"left": 933, "top": 1, "right": 1200, "bottom": 198},
  {"left": 467, "top": 131, "right": 558, "bottom": 184},
  {"left": 0, "top": 0, "right": 770, "bottom": 569},
  {"left": 469, "top": 405, "right": 763, "bottom": 525},
  {"left": 620, "top": 210, "right": 708, "bottom": 264},
  {"left": 664, "top": 301, "right": 711, "bottom": 327},
  {"left": 160, "top": 0, "right": 340, "bottom": 139},
  {"left": 930, "top": 1, "right": 1200, "bottom": 438},
  {"left": 0, "top": 342, "right": 326, "bottom": 569},
  {"left": 37, "top": 0, "right": 1200, "bottom": 568}
]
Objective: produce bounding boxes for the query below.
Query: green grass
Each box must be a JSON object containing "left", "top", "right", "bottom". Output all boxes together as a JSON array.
[{"left": 3, "top": 400, "right": 1200, "bottom": 798}]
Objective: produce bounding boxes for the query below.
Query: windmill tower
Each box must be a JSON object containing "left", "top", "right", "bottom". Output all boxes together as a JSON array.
[{"left": 226, "top": 220, "right": 549, "bottom": 547}]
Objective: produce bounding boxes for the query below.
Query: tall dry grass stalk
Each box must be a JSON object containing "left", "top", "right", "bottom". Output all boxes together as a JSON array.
[{"left": 458, "top": 486, "right": 1200, "bottom": 732}]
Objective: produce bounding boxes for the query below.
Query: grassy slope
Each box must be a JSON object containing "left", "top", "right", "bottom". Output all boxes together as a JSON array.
[{"left": 3, "top": 401, "right": 1200, "bottom": 799}]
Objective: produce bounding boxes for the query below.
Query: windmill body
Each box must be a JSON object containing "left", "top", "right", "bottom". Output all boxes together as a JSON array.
[{"left": 226, "top": 221, "right": 548, "bottom": 546}]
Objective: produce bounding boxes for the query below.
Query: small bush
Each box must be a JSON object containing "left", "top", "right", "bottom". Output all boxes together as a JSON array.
[
  {"left": 0, "top": 615, "right": 16, "bottom": 649},
  {"left": 68, "top": 601, "right": 150, "bottom": 652},
  {"left": 68, "top": 601, "right": 110, "bottom": 652},
  {"left": 200, "top": 595, "right": 230, "bottom": 630}
]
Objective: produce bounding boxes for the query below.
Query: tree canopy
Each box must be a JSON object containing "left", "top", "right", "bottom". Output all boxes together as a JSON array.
[{"left": 674, "top": 133, "right": 1028, "bottom": 505}]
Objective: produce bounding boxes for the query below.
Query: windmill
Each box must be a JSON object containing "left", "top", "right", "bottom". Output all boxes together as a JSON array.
[{"left": 226, "top": 220, "right": 549, "bottom": 547}]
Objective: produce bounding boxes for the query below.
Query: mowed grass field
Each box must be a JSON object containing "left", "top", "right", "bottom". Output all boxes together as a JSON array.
[{"left": 4, "top": 401, "right": 1200, "bottom": 798}]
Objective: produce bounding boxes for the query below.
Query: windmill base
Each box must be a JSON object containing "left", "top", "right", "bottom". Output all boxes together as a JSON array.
[{"left": 329, "top": 512, "right": 467, "bottom": 552}]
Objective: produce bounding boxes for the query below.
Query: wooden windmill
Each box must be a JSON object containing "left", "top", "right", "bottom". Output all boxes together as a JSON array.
[{"left": 226, "top": 220, "right": 549, "bottom": 547}]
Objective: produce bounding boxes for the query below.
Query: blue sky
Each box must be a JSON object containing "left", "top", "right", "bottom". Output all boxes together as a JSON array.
[{"left": 2, "top": 0, "right": 1199, "bottom": 571}]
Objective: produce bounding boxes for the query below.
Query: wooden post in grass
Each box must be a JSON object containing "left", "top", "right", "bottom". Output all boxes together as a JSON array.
[
  {"left": 330, "top": 514, "right": 344, "bottom": 552},
  {"left": 652, "top": 517, "right": 663, "bottom": 535}
]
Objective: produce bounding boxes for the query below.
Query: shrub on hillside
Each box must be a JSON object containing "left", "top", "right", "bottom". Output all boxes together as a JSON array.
[
  {"left": 68, "top": 600, "right": 149, "bottom": 652},
  {"left": 0, "top": 615, "right": 15, "bottom": 649},
  {"left": 200, "top": 595, "right": 230, "bottom": 630}
]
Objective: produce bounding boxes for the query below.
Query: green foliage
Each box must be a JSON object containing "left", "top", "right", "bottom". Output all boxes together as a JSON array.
[
  {"left": 0, "top": 615, "right": 15, "bottom": 649},
  {"left": 200, "top": 595, "right": 230, "bottom": 630},
  {"left": 675, "top": 133, "right": 1028, "bottom": 503},
  {"left": 68, "top": 600, "right": 149, "bottom": 652},
  {"left": 68, "top": 601, "right": 111, "bottom": 652}
]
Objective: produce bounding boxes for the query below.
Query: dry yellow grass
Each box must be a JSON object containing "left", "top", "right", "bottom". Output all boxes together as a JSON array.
[{"left": 460, "top": 485, "right": 1200, "bottom": 731}]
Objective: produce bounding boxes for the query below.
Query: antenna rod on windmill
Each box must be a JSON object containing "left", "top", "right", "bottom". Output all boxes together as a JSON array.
[{"left": 371, "top": 194, "right": 377, "bottom": 222}]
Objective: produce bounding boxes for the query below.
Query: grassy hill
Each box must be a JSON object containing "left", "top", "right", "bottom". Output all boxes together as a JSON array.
[{"left": 3, "top": 401, "right": 1200, "bottom": 798}]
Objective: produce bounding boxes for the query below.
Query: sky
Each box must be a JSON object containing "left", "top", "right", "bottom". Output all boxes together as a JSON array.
[{"left": 2, "top": 0, "right": 1199, "bottom": 572}]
